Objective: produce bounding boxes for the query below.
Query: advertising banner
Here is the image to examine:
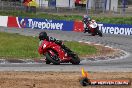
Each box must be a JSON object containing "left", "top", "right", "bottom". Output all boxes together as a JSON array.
[
  {"left": 73, "top": 21, "right": 132, "bottom": 36},
  {"left": 7, "top": 16, "right": 132, "bottom": 35},
  {"left": 8, "top": 16, "right": 19, "bottom": 28},
  {"left": 98, "top": 23, "right": 132, "bottom": 35},
  {"left": 8, "top": 17, "right": 74, "bottom": 31},
  {"left": 73, "top": 21, "right": 84, "bottom": 32},
  {"left": 0, "top": 16, "right": 8, "bottom": 27}
]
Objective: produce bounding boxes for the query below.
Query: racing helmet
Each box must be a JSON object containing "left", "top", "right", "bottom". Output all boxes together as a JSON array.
[
  {"left": 39, "top": 31, "right": 48, "bottom": 40},
  {"left": 83, "top": 15, "right": 91, "bottom": 21},
  {"left": 83, "top": 15, "right": 88, "bottom": 19},
  {"left": 87, "top": 16, "right": 91, "bottom": 21}
]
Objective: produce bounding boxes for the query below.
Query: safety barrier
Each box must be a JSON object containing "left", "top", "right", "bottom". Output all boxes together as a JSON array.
[
  {"left": 0, "top": 16, "right": 132, "bottom": 35},
  {"left": 0, "top": 16, "right": 8, "bottom": 27},
  {"left": 98, "top": 23, "right": 132, "bottom": 35},
  {"left": 7, "top": 16, "right": 74, "bottom": 31}
]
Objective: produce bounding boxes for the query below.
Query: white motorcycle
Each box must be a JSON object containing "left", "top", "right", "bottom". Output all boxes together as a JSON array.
[{"left": 84, "top": 20, "right": 103, "bottom": 37}]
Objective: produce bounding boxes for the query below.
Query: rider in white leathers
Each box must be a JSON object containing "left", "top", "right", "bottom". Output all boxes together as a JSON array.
[{"left": 82, "top": 15, "right": 92, "bottom": 33}]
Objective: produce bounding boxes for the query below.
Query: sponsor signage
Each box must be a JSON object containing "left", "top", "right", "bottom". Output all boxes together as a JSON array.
[
  {"left": 80, "top": 68, "right": 130, "bottom": 86},
  {"left": 73, "top": 21, "right": 132, "bottom": 35},
  {"left": 98, "top": 23, "right": 132, "bottom": 35},
  {"left": 16, "top": 17, "right": 74, "bottom": 31},
  {"left": 0, "top": 16, "right": 8, "bottom": 27},
  {"left": 4, "top": 16, "right": 132, "bottom": 35},
  {"left": 73, "top": 21, "right": 84, "bottom": 32},
  {"left": 90, "top": 79, "right": 130, "bottom": 85},
  {"left": 8, "top": 16, "right": 19, "bottom": 28}
]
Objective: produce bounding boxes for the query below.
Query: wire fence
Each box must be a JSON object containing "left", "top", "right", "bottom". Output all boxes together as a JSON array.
[
  {"left": 0, "top": 1, "right": 132, "bottom": 16},
  {"left": 0, "top": 1, "right": 23, "bottom": 11}
]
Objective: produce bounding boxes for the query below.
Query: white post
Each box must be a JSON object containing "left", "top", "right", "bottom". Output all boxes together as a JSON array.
[
  {"left": 110, "top": 0, "right": 118, "bottom": 12},
  {"left": 86, "top": 0, "right": 89, "bottom": 14}
]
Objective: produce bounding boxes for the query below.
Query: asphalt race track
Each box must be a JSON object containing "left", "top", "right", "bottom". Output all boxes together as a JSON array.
[{"left": 0, "top": 27, "right": 132, "bottom": 72}]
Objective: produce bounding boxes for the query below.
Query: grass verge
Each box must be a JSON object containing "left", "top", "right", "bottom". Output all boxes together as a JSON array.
[
  {"left": 0, "top": 32, "right": 97, "bottom": 59},
  {"left": 0, "top": 10, "right": 132, "bottom": 24}
]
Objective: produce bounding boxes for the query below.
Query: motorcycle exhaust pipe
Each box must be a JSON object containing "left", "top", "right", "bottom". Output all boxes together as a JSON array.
[{"left": 80, "top": 77, "right": 91, "bottom": 86}]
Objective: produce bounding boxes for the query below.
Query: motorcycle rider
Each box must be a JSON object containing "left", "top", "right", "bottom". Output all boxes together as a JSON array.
[
  {"left": 39, "top": 31, "right": 62, "bottom": 46},
  {"left": 82, "top": 15, "right": 92, "bottom": 33},
  {"left": 38, "top": 31, "right": 73, "bottom": 55}
]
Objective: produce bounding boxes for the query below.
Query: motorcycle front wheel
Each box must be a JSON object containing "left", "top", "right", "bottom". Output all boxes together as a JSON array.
[
  {"left": 45, "top": 50, "right": 60, "bottom": 65},
  {"left": 45, "top": 59, "right": 51, "bottom": 64}
]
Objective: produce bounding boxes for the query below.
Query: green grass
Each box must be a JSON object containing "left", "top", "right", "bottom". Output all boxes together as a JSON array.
[
  {"left": 64, "top": 41, "right": 96, "bottom": 56},
  {"left": 0, "top": 32, "right": 39, "bottom": 59},
  {"left": 0, "top": 32, "right": 97, "bottom": 59},
  {"left": 0, "top": 10, "right": 132, "bottom": 24}
]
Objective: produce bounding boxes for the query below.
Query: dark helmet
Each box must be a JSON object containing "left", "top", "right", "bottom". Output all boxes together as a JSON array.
[
  {"left": 39, "top": 31, "right": 48, "bottom": 40},
  {"left": 83, "top": 15, "right": 91, "bottom": 21},
  {"left": 83, "top": 15, "right": 88, "bottom": 19},
  {"left": 88, "top": 17, "right": 91, "bottom": 21}
]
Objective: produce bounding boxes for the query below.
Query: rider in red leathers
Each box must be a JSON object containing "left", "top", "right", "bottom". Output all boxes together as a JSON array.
[
  {"left": 38, "top": 31, "right": 62, "bottom": 46},
  {"left": 38, "top": 31, "right": 66, "bottom": 54},
  {"left": 38, "top": 31, "right": 80, "bottom": 65}
]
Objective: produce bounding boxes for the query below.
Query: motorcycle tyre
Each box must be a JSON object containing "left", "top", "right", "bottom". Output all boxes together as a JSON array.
[
  {"left": 80, "top": 78, "right": 91, "bottom": 86},
  {"left": 70, "top": 54, "right": 80, "bottom": 65},
  {"left": 84, "top": 28, "right": 90, "bottom": 33},
  {"left": 45, "top": 52, "right": 60, "bottom": 65},
  {"left": 46, "top": 59, "right": 51, "bottom": 64},
  {"left": 96, "top": 29, "right": 103, "bottom": 37}
]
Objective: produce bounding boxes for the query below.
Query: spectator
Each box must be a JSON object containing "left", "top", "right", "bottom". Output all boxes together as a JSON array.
[
  {"left": 23, "top": 0, "right": 31, "bottom": 12},
  {"left": 28, "top": 0, "right": 38, "bottom": 13}
]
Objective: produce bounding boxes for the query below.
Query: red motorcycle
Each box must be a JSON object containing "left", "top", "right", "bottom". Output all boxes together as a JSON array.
[{"left": 38, "top": 40, "right": 80, "bottom": 65}]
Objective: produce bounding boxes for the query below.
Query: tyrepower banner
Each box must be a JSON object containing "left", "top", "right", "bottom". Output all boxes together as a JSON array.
[
  {"left": 6, "top": 16, "right": 132, "bottom": 35},
  {"left": 7, "top": 16, "right": 74, "bottom": 31},
  {"left": 73, "top": 21, "right": 132, "bottom": 36},
  {"left": 98, "top": 23, "right": 132, "bottom": 35}
]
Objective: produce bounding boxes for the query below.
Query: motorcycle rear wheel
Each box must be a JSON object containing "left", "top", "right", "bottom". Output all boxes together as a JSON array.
[
  {"left": 70, "top": 54, "right": 80, "bottom": 65},
  {"left": 45, "top": 51, "right": 60, "bottom": 65},
  {"left": 96, "top": 28, "right": 103, "bottom": 37}
]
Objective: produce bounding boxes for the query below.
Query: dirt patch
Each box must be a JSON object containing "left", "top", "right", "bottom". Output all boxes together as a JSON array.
[
  {"left": 0, "top": 71, "right": 131, "bottom": 88},
  {"left": 79, "top": 42, "right": 125, "bottom": 60}
]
